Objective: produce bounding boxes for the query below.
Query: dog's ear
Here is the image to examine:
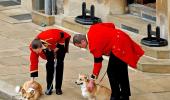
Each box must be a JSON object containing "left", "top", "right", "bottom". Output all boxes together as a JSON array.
[
  {"left": 21, "top": 88, "right": 26, "bottom": 94},
  {"left": 84, "top": 76, "right": 88, "bottom": 80},
  {"left": 15, "top": 86, "right": 22, "bottom": 93},
  {"left": 84, "top": 74, "right": 89, "bottom": 81}
]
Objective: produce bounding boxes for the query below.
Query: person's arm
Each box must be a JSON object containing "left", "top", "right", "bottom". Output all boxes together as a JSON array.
[
  {"left": 90, "top": 51, "right": 103, "bottom": 80},
  {"left": 30, "top": 50, "right": 39, "bottom": 77},
  {"left": 64, "top": 35, "right": 71, "bottom": 53},
  {"left": 88, "top": 51, "right": 103, "bottom": 92},
  {"left": 56, "top": 32, "right": 71, "bottom": 53},
  {"left": 91, "top": 56, "right": 103, "bottom": 80}
]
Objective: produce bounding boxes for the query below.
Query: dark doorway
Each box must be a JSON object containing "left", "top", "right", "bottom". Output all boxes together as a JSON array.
[{"left": 127, "top": 0, "right": 156, "bottom": 5}]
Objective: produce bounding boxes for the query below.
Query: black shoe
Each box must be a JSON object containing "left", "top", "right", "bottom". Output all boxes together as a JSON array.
[
  {"left": 56, "top": 89, "right": 63, "bottom": 95},
  {"left": 45, "top": 84, "right": 53, "bottom": 95}
]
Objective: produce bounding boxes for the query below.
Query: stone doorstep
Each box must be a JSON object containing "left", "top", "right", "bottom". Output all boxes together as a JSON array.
[
  {"left": 138, "top": 56, "right": 170, "bottom": 73},
  {"left": 0, "top": 80, "right": 19, "bottom": 100}
]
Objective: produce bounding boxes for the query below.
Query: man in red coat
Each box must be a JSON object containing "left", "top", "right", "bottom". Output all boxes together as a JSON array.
[
  {"left": 30, "top": 29, "right": 71, "bottom": 95},
  {"left": 73, "top": 23, "right": 144, "bottom": 100}
]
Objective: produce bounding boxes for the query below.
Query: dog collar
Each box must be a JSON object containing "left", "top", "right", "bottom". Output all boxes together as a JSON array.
[{"left": 77, "top": 83, "right": 83, "bottom": 85}]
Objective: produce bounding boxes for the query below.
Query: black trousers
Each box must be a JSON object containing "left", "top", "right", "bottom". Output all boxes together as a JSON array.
[
  {"left": 107, "top": 53, "right": 131, "bottom": 100},
  {"left": 44, "top": 45, "right": 66, "bottom": 90}
]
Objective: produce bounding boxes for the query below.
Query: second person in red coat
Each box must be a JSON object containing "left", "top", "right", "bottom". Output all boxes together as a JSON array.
[
  {"left": 73, "top": 23, "right": 144, "bottom": 100},
  {"left": 29, "top": 29, "right": 71, "bottom": 95}
]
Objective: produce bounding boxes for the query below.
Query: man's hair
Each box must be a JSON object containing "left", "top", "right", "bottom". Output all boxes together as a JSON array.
[
  {"left": 31, "top": 39, "right": 42, "bottom": 49},
  {"left": 73, "top": 34, "right": 86, "bottom": 44}
]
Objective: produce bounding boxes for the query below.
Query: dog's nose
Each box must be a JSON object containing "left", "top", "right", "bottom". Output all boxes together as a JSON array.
[{"left": 75, "top": 82, "right": 77, "bottom": 84}]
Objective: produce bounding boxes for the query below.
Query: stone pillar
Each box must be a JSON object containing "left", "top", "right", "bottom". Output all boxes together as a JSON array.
[
  {"left": 168, "top": 0, "right": 170, "bottom": 44},
  {"left": 52, "top": 0, "right": 57, "bottom": 15},
  {"left": 110, "top": 0, "right": 127, "bottom": 15},
  {"left": 156, "top": 0, "right": 169, "bottom": 43},
  {"left": 45, "top": 0, "right": 52, "bottom": 15}
]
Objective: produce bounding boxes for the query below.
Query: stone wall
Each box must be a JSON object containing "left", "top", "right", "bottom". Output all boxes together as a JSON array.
[
  {"left": 110, "top": 0, "right": 127, "bottom": 15},
  {"left": 63, "top": 0, "right": 111, "bottom": 21},
  {"left": 57, "top": 0, "right": 64, "bottom": 14},
  {"left": 21, "top": 0, "right": 32, "bottom": 11},
  {"left": 156, "top": 0, "right": 169, "bottom": 41}
]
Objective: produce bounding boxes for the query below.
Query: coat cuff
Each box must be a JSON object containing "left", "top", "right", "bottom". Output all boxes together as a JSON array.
[
  {"left": 56, "top": 43, "right": 63, "bottom": 48},
  {"left": 30, "top": 71, "right": 38, "bottom": 77}
]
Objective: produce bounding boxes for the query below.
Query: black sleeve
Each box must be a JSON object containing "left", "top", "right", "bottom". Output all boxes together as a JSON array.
[
  {"left": 56, "top": 43, "right": 63, "bottom": 48},
  {"left": 30, "top": 71, "right": 38, "bottom": 77},
  {"left": 94, "top": 56, "right": 103, "bottom": 63}
]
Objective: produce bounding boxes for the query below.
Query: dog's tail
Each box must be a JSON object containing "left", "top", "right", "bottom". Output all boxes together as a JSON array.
[{"left": 15, "top": 86, "right": 21, "bottom": 93}]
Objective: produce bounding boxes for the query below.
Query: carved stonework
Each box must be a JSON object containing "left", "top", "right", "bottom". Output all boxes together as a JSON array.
[
  {"left": 156, "top": 0, "right": 169, "bottom": 40},
  {"left": 110, "top": 0, "right": 127, "bottom": 15}
]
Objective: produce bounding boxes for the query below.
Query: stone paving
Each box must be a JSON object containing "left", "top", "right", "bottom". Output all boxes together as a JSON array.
[{"left": 0, "top": 6, "right": 170, "bottom": 100}]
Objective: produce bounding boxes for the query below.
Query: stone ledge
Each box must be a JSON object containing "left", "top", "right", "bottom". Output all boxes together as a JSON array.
[
  {"left": 62, "top": 17, "right": 90, "bottom": 34},
  {"left": 138, "top": 56, "right": 170, "bottom": 73},
  {"left": 107, "top": 14, "right": 156, "bottom": 36},
  {"left": 32, "top": 11, "right": 55, "bottom": 26}
]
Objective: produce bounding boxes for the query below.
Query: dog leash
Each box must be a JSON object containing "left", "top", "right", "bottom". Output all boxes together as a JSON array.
[{"left": 97, "top": 70, "right": 107, "bottom": 85}]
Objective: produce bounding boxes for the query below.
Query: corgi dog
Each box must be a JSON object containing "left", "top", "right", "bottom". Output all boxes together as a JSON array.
[
  {"left": 75, "top": 74, "right": 111, "bottom": 100},
  {"left": 15, "top": 80, "right": 43, "bottom": 100}
]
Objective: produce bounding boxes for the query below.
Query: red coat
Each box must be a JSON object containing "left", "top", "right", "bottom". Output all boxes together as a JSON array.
[
  {"left": 87, "top": 23, "right": 144, "bottom": 77},
  {"left": 30, "top": 29, "right": 71, "bottom": 77}
]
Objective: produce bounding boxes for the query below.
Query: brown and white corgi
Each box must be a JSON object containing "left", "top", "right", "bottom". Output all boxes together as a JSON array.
[
  {"left": 15, "top": 80, "right": 43, "bottom": 100},
  {"left": 75, "top": 74, "right": 111, "bottom": 100}
]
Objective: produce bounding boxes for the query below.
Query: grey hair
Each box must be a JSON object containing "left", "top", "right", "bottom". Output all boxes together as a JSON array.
[{"left": 73, "top": 34, "right": 86, "bottom": 44}]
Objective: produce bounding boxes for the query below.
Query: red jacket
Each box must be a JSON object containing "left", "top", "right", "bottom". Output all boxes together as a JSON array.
[
  {"left": 87, "top": 23, "right": 144, "bottom": 77},
  {"left": 30, "top": 29, "right": 71, "bottom": 77}
]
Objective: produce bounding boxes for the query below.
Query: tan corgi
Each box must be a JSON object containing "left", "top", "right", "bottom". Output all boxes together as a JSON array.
[
  {"left": 75, "top": 74, "right": 111, "bottom": 100},
  {"left": 15, "top": 80, "right": 43, "bottom": 100}
]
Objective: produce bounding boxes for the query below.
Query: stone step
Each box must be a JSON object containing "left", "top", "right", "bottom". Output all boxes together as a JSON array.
[
  {"left": 138, "top": 55, "right": 170, "bottom": 73},
  {"left": 62, "top": 16, "right": 170, "bottom": 59},
  {"left": 107, "top": 14, "right": 156, "bottom": 36},
  {"left": 129, "top": 4, "right": 156, "bottom": 22}
]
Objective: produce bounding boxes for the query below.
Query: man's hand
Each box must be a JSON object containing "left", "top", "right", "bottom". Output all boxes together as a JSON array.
[{"left": 87, "top": 79, "right": 95, "bottom": 92}]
